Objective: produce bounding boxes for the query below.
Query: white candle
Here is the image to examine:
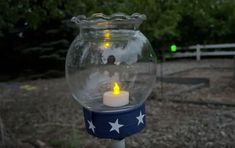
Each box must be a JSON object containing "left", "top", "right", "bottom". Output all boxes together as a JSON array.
[{"left": 103, "top": 82, "right": 129, "bottom": 107}]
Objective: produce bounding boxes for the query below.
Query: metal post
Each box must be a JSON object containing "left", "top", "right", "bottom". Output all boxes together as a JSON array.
[
  {"left": 112, "top": 139, "right": 125, "bottom": 148},
  {"left": 196, "top": 44, "right": 201, "bottom": 61}
]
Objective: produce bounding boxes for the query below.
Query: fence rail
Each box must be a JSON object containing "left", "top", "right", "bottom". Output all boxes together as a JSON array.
[{"left": 168, "top": 43, "right": 235, "bottom": 61}]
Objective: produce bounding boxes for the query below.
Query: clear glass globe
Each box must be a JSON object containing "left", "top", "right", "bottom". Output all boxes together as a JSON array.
[{"left": 66, "top": 13, "right": 157, "bottom": 112}]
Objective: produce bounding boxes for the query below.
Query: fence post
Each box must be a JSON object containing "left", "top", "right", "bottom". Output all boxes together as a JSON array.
[
  {"left": 234, "top": 56, "right": 235, "bottom": 80},
  {"left": 196, "top": 44, "right": 201, "bottom": 61}
]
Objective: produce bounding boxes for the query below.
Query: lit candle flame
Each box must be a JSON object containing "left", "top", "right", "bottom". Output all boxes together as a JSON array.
[{"left": 113, "top": 82, "right": 120, "bottom": 95}]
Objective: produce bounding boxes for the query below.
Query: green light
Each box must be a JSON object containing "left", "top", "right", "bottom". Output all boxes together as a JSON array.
[{"left": 170, "top": 44, "right": 177, "bottom": 52}]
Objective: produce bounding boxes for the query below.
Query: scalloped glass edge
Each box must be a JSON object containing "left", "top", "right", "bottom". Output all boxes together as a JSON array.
[{"left": 71, "top": 13, "right": 146, "bottom": 25}]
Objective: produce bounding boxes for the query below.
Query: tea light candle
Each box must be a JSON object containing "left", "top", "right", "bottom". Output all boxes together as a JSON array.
[{"left": 103, "top": 82, "right": 129, "bottom": 107}]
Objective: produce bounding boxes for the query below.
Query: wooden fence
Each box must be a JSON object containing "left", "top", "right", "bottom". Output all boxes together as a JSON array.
[{"left": 168, "top": 43, "right": 235, "bottom": 61}]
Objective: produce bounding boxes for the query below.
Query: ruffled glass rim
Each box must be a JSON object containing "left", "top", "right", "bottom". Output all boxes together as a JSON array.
[{"left": 71, "top": 13, "right": 146, "bottom": 29}]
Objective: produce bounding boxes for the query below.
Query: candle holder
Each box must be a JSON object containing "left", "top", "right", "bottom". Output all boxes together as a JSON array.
[{"left": 66, "top": 13, "right": 157, "bottom": 146}]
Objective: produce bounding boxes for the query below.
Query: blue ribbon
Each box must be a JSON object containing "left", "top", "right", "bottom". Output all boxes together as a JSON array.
[{"left": 83, "top": 103, "right": 146, "bottom": 140}]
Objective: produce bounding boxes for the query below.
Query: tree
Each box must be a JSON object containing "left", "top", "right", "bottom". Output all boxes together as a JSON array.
[{"left": 1, "top": 0, "right": 235, "bottom": 80}]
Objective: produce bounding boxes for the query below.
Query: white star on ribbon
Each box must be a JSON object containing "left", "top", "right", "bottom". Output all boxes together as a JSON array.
[
  {"left": 109, "top": 119, "right": 124, "bottom": 134},
  {"left": 136, "top": 111, "right": 145, "bottom": 125},
  {"left": 87, "top": 120, "right": 95, "bottom": 133}
]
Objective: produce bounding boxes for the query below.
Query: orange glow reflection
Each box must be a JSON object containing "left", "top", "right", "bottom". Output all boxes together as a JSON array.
[{"left": 103, "top": 42, "right": 110, "bottom": 48}]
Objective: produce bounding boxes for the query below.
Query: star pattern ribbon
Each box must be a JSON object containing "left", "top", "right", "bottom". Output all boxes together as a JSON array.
[{"left": 83, "top": 103, "right": 146, "bottom": 140}]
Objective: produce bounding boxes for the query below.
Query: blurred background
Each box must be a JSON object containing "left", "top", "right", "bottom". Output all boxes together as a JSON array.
[
  {"left": 1, "top": 0, "right": 235, "bottom": 81},
  {"left": 1, "top": 0, "right": 235, "bottom": 148}
]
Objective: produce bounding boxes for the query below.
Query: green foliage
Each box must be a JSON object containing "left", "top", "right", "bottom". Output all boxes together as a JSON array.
[
  {"left": 0, "top": 0, "right": 235, "bottom": 45},
  {"left": 0, "top": 0, "right": 235, "bottom": 79}
]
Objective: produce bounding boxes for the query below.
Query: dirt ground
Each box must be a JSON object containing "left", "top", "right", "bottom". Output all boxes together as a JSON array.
[
  {"left": 0, "top": 59, "right": 235, "bottom": 148},
  {"left": 157, "top": 68, "right": 235, "bottom": 104}
]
